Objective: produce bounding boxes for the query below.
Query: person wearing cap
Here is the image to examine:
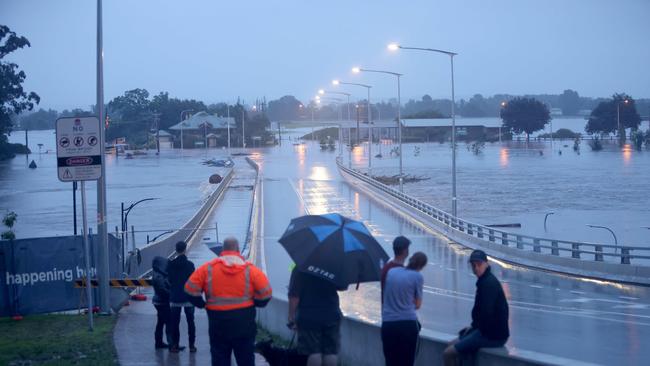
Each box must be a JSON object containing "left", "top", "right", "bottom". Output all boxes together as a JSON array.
[
  {"left": 380, "top": 236, "right": 411, "bottom": 304},
  {"left": 443, "top": 250, "right": 509, "bottom": 365},
  {"left": 382, "top": 252, "right": 427, "bottom": 366}
]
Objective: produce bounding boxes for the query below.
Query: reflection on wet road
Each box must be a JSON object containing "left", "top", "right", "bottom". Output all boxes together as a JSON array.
[{"left": 257, "top": 137, "right": 650, "bottom": 366}]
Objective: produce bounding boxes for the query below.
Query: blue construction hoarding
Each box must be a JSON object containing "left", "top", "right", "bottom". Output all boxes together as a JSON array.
[{"left": 0, "top": 234, "right": 121, "bottom": 317}]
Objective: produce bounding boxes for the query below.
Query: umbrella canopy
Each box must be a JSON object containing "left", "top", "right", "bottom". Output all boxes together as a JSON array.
[{"left": 279, "top": 213, "right": 389, "bottom": 288}]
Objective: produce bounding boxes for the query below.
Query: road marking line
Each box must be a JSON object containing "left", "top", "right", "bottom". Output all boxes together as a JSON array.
[{"left": 529, "top": 285, "right": 544, "bottom": 289}]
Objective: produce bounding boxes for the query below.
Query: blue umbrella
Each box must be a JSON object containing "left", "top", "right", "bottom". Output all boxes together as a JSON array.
[{"left": 279, "top": 213, "right": 389, "bottom": 288}]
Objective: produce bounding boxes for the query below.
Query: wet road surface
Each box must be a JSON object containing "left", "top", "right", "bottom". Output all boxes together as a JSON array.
[{"left": 255, "top": 138, "right": 650, "bottom": 366}]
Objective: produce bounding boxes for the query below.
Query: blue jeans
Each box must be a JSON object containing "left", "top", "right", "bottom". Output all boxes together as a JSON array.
[{"left": 454, "top": 328, "right": 506, "bottom": 354}]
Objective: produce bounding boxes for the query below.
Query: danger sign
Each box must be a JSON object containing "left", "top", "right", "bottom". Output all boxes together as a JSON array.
[{"left": 56, "top": 117, "right": 103, "bottom": 182}]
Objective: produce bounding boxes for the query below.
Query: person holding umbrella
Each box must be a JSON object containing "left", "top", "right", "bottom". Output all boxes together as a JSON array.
[
  {"left": 280, "top": 213, "right": 390, "bottom": 366},
  {"left": 381, "top": 252, "right": 428, "bottom": 366}
]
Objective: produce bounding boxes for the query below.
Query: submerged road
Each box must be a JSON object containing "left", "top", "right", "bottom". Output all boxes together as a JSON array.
[{"left": 253, "top": 141, "right": 650, "bottom": 366}]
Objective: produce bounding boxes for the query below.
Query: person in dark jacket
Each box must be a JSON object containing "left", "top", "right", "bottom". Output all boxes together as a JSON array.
[
  {"left": 167, "top": 241, "right": 196, "bottom": 353},
  {"left": 152, "top": 256, "right": 171, "bottom": 349},
  {"left": 443, "top": 250, "right": 509, "bottom": 365}
]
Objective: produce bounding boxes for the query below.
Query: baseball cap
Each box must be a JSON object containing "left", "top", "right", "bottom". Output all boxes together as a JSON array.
[
  {"left": 393, "top": 236, "right": 411, "bottom": 250},
  {"left": 468, "top": 249, "right": 488, "bottom": 263}
]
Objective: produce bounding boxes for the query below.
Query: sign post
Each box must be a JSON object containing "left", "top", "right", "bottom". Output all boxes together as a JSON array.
[{"left": 56, "top": 116, "right": 102, "bottom": 330}]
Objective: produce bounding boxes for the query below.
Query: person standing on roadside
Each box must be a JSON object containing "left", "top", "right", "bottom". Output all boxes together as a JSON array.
[
  {"left": 184, "top": 237, "right": 272, "bottom": 366},
  {"left": 443, "top": 250, "right": 509, "bottom": 366},
  {"left": 381, "top": 252, "right": 427, "bottom": 366},
  {"left": 380, "top": 236, "right": 411, "bottom": 304},
  {"left": 288, "top": 267, "right": 345, "bottom": 366},
  {"left": 168, "top": 241, "right": 196, "bottom": 353},
  {"left": 151, "top": 256, "right": 171, "bottom": 349}
]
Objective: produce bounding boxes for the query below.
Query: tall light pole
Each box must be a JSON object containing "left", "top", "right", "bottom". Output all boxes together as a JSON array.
[
  {"left": 499, "top": 102, "right": 506, "bottom": 143},
  {"left": 242, "top": 107, "right": 246, "bottom": 148},
  {"left": 226, "top": 104, "right": 231, "bottom": 154},
  {"left": 389, "top": 43, "right": 459, "bottom": 216},
  {"left": 586, "top": 224, "right": 619, "bottom": 254},
  {"left": 617, "top": 98, "right": 629, "bottom": 143},
  {"left": 319, "top": 89, "right": 352, "bottom": 121},
  {"left": 352, "top": 67, "right": 404, "bottom": 191},
  {"left": 179, "top": 109, "right": 193, "bottom": 151},
  {"left": 96, "top": 0, "right": 110, "bottom": 314},
  {"left": 318, "top": 95, "right": 345, "bottom": 156},
  {"left": 333, "top": 80, "right": 373, "bottom": 173}
]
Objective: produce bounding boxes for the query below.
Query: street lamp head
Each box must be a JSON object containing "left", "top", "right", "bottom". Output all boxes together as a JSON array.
[
  {"left": 316, "top": 100, "right": 321, "bottom": 104},
  {"left": 315, "top": 95, "right": 320, "bottom": 100},
  {"left": 624, "top": 99, "right": 629, "bottom": 104},
  {"left": 318, "top": 89, "right": 325, "bottom": 95},
  {"left": 299, "top": 104, "right": 303, "bottom": 108},
  {"left": 332, "top": 79, "right": 340, "bottom": 85},
  {"left": 500, "top": 101, "right": 507, "bottom": 107},
  {"left": 352, "top": 67, "right": 361, "bottom": 74},
  {"left": 387, "top": 43, "right": 400, "bottom": 51}
]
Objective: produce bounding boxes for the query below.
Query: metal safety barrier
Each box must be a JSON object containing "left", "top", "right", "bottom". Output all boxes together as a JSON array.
[
  {"left": 336, "top": 157, "right": 650, "bottom": 266},
  {"left": 74, "top": 278, "right": 152, "bottom": 288}
]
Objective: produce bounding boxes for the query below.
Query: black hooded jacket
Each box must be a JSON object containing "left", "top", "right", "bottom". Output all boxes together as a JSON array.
[
  {"left": 151, "top": 256, "right": 170, "bottom": 305},
  {"left": 168, "top": 254, "right": 195, "bottom": 304},
  {"left": 471, "top": 266, "right": 509, "bottom": 341}
]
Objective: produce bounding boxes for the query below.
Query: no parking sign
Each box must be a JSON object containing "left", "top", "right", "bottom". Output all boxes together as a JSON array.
[{"left": 55, "top": 117, "right": 103, "bottom": 182}]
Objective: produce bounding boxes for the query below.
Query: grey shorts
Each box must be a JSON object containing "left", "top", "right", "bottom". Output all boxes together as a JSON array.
[
  {"left": 454, "top": 329, "right": 506, "bottom": 354},
  {"left": 297, "top": 323, "right": 341, "bottom": 355}
]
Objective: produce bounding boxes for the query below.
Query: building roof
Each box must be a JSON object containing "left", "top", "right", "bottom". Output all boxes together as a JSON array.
[
  {"left": 401, "top": 118, "right": 502, "bottom": 128},
  {"left": 169, "top": 111, "right": 236, "bottom": 130}
]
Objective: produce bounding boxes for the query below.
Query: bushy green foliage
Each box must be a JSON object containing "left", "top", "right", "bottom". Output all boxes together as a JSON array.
[
  {"left": 500, "top": 97, "right": 551, "bottom": 140},
  {"left": 586, "top": 94, "right": 641, "bottom": 140},
  {"left": 0, "top": 25, "right": 39, "bottom": 160},
  {"left": 588, "top": 137, "right": 603, "bottom": 151}
]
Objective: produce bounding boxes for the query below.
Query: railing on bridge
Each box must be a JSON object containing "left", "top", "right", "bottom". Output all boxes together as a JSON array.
[{"left": 336, "top": 157, "right": 650, "bottom": 265}]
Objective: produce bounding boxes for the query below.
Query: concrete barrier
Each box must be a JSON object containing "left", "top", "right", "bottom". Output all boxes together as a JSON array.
[
  {"left": 256, "top": 296, "right": 596, "bottom": 366},
  {"left": 127, "top": 168, "right": 234, "bottom": 277}
]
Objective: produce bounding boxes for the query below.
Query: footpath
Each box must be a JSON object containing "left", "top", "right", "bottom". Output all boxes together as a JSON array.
[{"left": 113, "top": 160, "right": 269, "bottom": 365}]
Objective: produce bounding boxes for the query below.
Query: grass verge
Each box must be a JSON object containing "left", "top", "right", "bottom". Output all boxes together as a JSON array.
[{"left": 0, "top": 314, "right": 118, "bottom": 366}]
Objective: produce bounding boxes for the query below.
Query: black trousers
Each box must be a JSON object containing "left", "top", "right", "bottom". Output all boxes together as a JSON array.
[
  {"left": 154, "top": 304, "right": 171, "bottom": 346},
  {"left": 169, "top": 306, "right": 196, "bottom": 347},
  {"left": 381, "top": 320, "right": 420, "bottom": 366},
  {"left": 207, "top": 311, "right": 255, "bottom": 366}
]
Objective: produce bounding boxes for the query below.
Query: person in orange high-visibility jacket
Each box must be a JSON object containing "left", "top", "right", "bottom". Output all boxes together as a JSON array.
[{"left": 184, "top": 237, "right": 272, "bottom": 366}]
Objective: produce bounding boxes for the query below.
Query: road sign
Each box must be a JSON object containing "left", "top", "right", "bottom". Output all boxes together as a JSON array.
[{"left": 56, "top": 117, "right": 103, "bottom": 182}]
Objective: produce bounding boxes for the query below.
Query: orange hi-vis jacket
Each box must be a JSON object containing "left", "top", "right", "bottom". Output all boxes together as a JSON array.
[{"left": 184, "top": 251, "right": 272, "bottom": 311}]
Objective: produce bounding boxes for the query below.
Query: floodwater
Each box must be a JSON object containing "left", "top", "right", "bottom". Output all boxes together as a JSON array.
[
  {"left": 348, "top": 133, "right": 650, "bottom": 246},
  {"left": 2, "top": 129, "right": 229, "bottom": 245}
]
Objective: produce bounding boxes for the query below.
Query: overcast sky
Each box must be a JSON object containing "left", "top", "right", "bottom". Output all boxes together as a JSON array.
[{"left": 3, "top": 0, "right": 649, "bottom": 110}]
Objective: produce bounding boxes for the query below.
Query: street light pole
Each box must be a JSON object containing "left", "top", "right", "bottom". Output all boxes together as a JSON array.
[
  {"left": 242, "top": 108, "right": 246, "bottom": 148},
  {"left": 617, "top": 99, "right": 629, "bottom": 143},
  {"left": 96, "top": 0, "right": 110, "bottom": 314},
  {"left": 226, "top": 104, "right": 231, "bottom": 154},
  {"left": 332, "top": 80, "right": 373, "bottom": 173},
  {"left": 586, "top": 224, "right": 619, "bottom": 254},
  {"left": 388, "top": 44, "right": 459, "bottom": 216},
  {"left": 179, "top": 109, "right": 193, "bottom": 152},
  {"left": 352, "top": 67, "right": 404, "bottom": 191}
]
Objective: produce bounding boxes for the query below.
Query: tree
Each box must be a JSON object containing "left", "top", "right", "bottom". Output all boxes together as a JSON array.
[
  {"left": 0, "top": 25, "right": 40, "bottom": 160},
  {"left": 585, "top": 93, "right": 641, "bottom": 143},
  {"left": 558, "top": 89, "right": 581, "bottom": 116},
  {"left": 459, "top": 94, "right": 489, "bottom": 117},
  {"left": 107, "top": 88, "right": 153, "bottom": 145},
  {"left": 19, "top": 108, "right": 59, "bottom": 130},
  {"left": 500, "top": 97, "right": 550, "bottom": 141},
  {"left": 267, "top": 95, "right": 304, "bottom": 121}
]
